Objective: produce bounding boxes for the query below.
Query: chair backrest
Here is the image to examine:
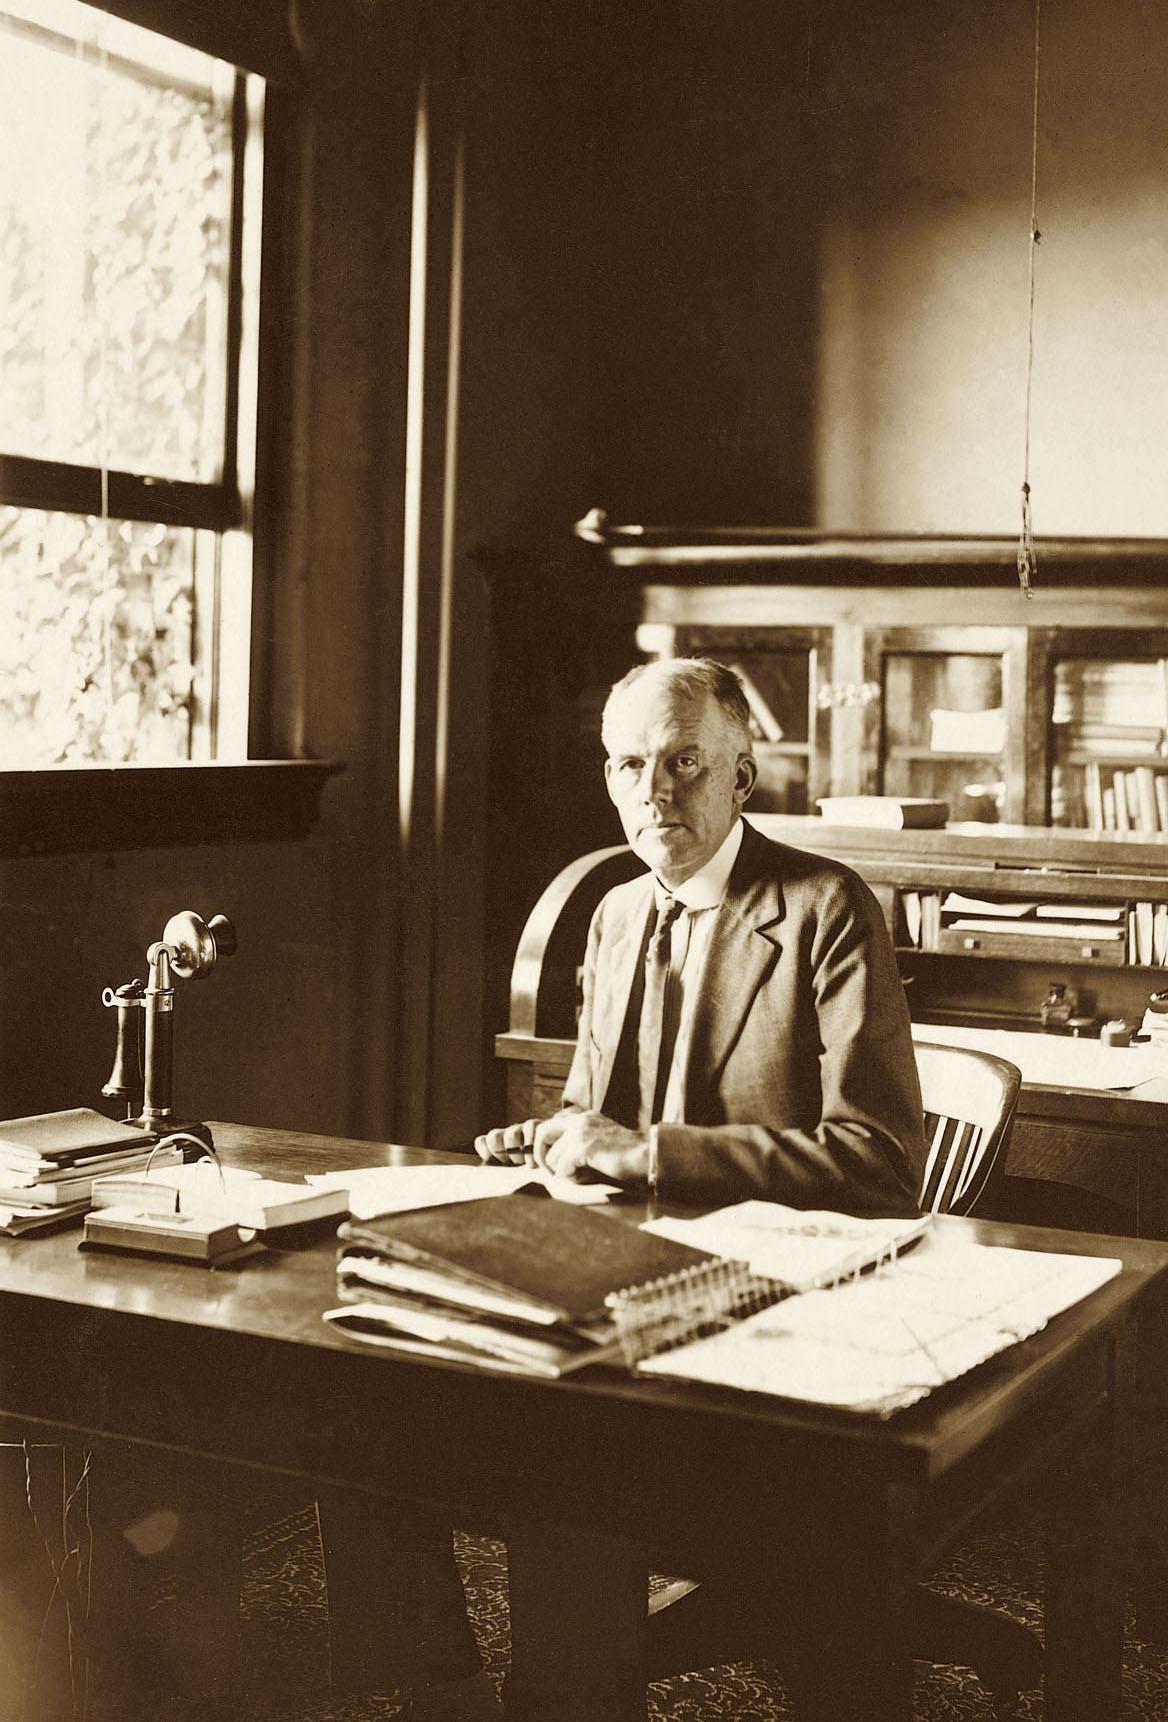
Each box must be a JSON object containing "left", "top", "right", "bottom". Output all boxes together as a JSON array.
[{"left": 913, "top": 1042, "right": 1022, "bottom": 1217}]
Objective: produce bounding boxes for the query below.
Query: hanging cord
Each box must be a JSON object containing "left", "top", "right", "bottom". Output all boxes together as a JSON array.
[
  {"left": 1017, "top": 0, "right": 1042, "bottom": 598},
  {"left": 95, "top": 24, "right": 116, "bottom": 717}
]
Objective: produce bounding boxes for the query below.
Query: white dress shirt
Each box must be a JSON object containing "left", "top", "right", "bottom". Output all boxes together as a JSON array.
[{"left": 652, "top": 818, "right": 744, "bottom": 1123}]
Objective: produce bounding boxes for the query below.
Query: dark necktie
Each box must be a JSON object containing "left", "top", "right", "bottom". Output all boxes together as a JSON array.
[{"left": 637, "top": 894, "right": 685, "bottom": 1131}]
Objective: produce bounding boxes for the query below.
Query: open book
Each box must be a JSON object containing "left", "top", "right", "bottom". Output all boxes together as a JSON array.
[{"left": 91, "top": 1159, "right": 348, "bottom": 1231}]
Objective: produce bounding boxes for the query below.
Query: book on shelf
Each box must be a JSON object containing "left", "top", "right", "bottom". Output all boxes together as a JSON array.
[
  {"left": 900, "top": 889, "right": 922, "bottom": 947},
  {"left": 1056, "top": 721, "right": 1165, "bottom": 753},
  {"left": 1052, "top": 659, "right": 1167, "bottom": 733},
  {"left": 1133, "top": 900, "right": 1156, "bottom": 966},
  {"left": 1114, "top": 770, "right": 1131, "bottom": 832},
  {"left": 941, "top": 894, "right": 1037, "bottom": 918},
  {"left": 814, "top": 796, "right": 948, "bottom": 830},
  {"left": 945, "top": 917, "right": 1124, "bottom": 941},
  {"left": 1134, "top": 766, "right": 1160, "bottom": 834},
  {"left": 91, "top": 1160, "right": 349, "bottom": 1231},
  {"left": 1074, "top": 764, "right": 1168, "bottom": 830},
  {"left": 0, "top": 1108, "right": 156, "bottom": 1173},
  {"left": 1033, "top": 902, "right": 1124, "bottom": 922},
  {"left": 1155, "top": 903, "right": 1168, "bottom": 968},
  {"left": 1083, "top": 760, "right": 1104, "bottom": 830},
  {"left": 82, "top": 1205, "right": 260, "bottom": 1264}
]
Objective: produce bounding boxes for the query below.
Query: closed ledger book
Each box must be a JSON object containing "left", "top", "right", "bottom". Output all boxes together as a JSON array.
[
  {"left": 815, "top": 796, "right": 948, "bottom": 830},
  {"left": 82, "top": 1205, "right": 258, "bottom": 1264},
  {"left": 324, "top": 1194, "right": 739, "bottom": 1377},
  {"left": 0, "top": 1108, "right": 156, "bottom": 1174}
]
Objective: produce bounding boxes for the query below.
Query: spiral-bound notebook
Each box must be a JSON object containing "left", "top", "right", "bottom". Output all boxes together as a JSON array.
[
  {"left": 641, "top": 1203, "right": 930, "bottom": 1294},
  {"left": 609, "top": 1203, "right": 929, "bottom": 1368}
]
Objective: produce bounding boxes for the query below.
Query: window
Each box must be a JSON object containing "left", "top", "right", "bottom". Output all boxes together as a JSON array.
[{"left": 0, "top": 0, "right": 262, "bottom": 766}]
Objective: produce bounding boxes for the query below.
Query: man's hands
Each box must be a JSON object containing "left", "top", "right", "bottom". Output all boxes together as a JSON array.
[
  {"left": 472, "top": 1119, "right": 534, "bottom": 1165},
  {"left": 474, "top": 1111, "right": 649, "bottom": 1185}
]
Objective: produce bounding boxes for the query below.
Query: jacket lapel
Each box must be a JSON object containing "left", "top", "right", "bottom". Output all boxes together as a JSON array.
[
  {"left": 592, "top": 878, "right": 655, "bottom": 1110},
  {"left": 683, "top": 823, "right": 785, "bottom": 1114}
]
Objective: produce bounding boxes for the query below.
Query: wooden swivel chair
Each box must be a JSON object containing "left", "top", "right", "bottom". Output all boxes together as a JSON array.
[
  {"left": 914, "top": 1039, "right": 1021, "bottom": 1220},
  {"left": 647, "top": 1041, "right": 1039, "bottom": 1716}
]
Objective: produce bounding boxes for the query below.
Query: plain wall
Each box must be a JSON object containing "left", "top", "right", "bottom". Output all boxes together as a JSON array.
[{"left": 815, "top": 0, "right": 1168, "bottom": 533}]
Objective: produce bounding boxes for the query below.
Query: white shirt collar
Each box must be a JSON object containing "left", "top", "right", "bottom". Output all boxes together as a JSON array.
[{"left": 654, "top": 819, "right": 744, "bottom": 912}]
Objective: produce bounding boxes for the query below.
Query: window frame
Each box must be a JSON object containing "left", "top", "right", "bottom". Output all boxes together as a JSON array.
[{"left": 0, "top": 9, "right": 335, "bottom": 849}]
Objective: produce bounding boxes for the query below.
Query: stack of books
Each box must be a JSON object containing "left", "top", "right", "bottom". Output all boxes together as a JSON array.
[
  {"left": 325, "top": 1195, "right": 721, "bottom": 1377},
  {"left": 0, "top": 1108, "right": 178, "bottom": 1238}
]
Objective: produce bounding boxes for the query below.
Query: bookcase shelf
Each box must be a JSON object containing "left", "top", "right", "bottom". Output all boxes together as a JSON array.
[
  {"left": 748, "top": 814, "right": 1168, "bottom": 1031},
  {"left": 630, "top": 573, "right": 1168, "bottom": 833}
]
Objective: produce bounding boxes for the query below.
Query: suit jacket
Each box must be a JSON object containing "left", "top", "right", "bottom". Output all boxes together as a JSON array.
[{"left": 562, "top": 818, "right": 927, "bottom": 1216}]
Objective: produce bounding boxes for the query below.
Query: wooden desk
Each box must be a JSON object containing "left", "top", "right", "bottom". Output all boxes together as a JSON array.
[{"left": 1, "top": 1123, "right": 1166, "bottom": 1722}]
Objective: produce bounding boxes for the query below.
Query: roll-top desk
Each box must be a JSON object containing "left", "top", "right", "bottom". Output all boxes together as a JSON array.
[{"left": 494, "top": 819, "right": 1168, "bottom": 1240}]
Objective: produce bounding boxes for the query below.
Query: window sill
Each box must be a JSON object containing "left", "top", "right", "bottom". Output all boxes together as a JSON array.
[{"left": 0, "top": 760, "right": 344, "bottom": 858}]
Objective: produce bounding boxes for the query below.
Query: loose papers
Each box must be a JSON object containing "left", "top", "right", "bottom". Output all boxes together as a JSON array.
[
  {"left": 637, "top": 1233, "right": 1121, "bottom": 1415},
  {"left": 306, "top": 1162, "right": 618, "bottom": 1219}
]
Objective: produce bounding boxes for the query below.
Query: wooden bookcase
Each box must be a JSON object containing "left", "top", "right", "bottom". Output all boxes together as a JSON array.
[{"left": 635, "top": 586, "right": 1168, "bottom": 833}]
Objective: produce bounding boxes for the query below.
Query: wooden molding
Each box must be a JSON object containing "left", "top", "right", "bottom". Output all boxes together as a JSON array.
[
  {"left": 0, "top": 760, "right": 344, "bottom": 858},
  {"left": 572, "top": 522, "right": 1168, "bottom": 585}
]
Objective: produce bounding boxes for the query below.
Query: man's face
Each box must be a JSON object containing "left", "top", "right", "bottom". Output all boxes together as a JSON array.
[{"left": 603, "top": 680, "right": 756, "bottom": 887}]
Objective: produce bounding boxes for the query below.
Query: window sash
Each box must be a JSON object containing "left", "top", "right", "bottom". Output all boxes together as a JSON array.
[
  {"left": 0, "top": 454, "right": 243, "bottom": 531},
  {"left": 0, "top": 61, "right": 251, "bottom": 521}
]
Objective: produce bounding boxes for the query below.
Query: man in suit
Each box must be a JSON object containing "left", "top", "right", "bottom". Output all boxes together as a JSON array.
[
  {"left": 473, "top": 660, "right": 972, "bottom": 1719},
  {"left": 477, "top": 654, "right": 926, "bottom": 1216}
]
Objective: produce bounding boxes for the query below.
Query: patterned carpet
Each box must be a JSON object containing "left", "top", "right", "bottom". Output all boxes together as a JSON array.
[{"left": 235, "top": 1502, "right": 1168, "bottom": 1720}]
